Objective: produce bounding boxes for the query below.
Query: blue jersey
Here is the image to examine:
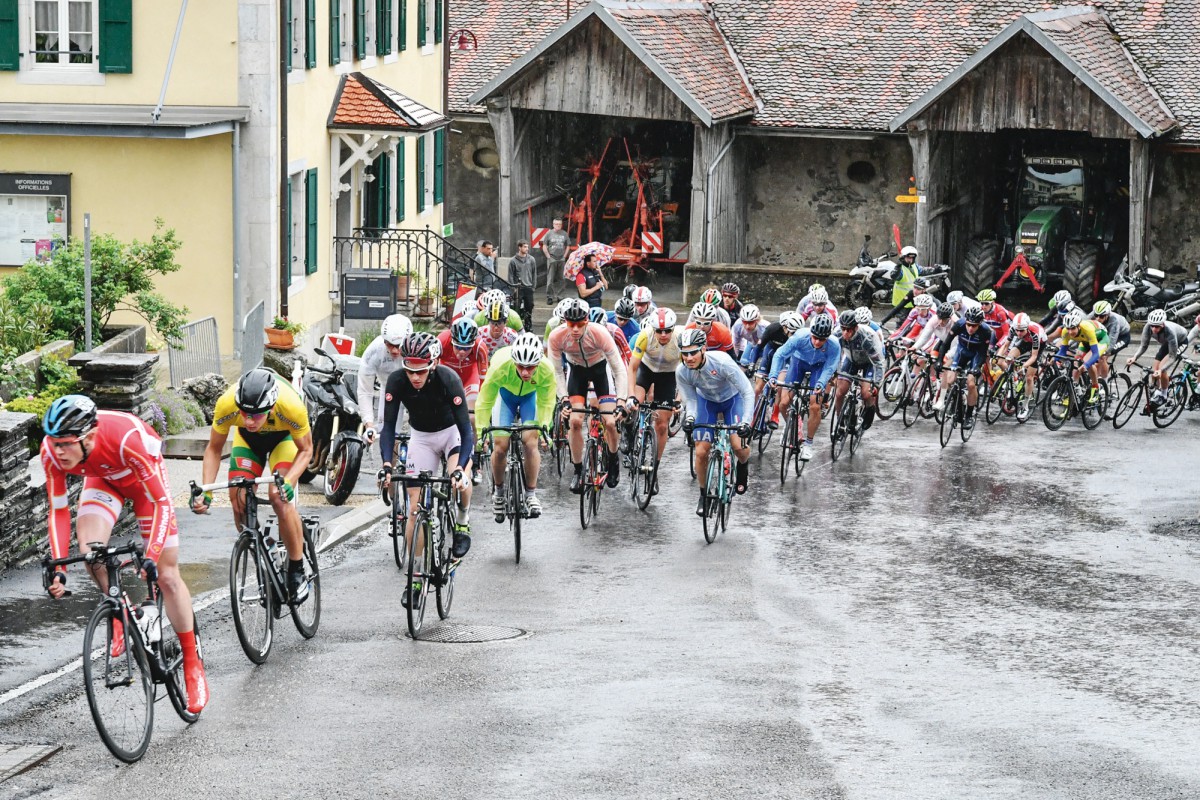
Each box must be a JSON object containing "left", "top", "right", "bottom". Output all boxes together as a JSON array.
[
  {"left": 607, "top": 311, "right": 642, "bottom": 345},
  {"left": 769, "top": 330, "right": 841, "bottom": 388}
]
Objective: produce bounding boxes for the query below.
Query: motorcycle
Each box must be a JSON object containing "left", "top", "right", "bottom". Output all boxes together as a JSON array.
[
  {"left": 1103, "top": 260, "right": 1200, "bottom": 321},
  {"left": 299, "top": 347, "right": 366, "bottom": 505},
  {"left": 844, "top": 235, "right": 897, "bottom": 308}
]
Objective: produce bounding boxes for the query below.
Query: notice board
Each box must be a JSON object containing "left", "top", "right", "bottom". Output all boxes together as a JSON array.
[{"left": 0, "top": 173, "right": 70, "bottom": 266}]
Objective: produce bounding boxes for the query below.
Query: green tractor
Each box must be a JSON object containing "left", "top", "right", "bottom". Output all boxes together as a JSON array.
[{"left": 959, "top": 151, "right": 1126, "bottom": 308}]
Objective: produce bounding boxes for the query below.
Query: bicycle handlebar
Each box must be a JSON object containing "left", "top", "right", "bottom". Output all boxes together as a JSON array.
[
  {"left": 191, "top": 473, "right": 283, "bottom": 495},
  {"left": 480, "top": 424, "right": 545, "bottom": 436}
]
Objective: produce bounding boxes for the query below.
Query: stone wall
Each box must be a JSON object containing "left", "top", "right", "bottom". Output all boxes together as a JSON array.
[
  {"left": 685, "top": 263, "right": 852, "bottom": 309},
  {"left": 1149, "top": 151, "right": 1200, "bottom": 277},
  {"left": 0, "top": 340, "right": 74, "bottom": 402},
  {"left": 743, "top": 134, "right": 916, "bottom": 270},
  {"left": 446, "top": 119, "right": 501, "bottom": 255},
  {"left": 0, "top": 413, "right": 48, "bottom": 568}
]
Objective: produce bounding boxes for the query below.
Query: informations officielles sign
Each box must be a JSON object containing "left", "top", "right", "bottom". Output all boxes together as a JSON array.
[{"left": 0, "top": 173, "right": 70, "bottom": 266}]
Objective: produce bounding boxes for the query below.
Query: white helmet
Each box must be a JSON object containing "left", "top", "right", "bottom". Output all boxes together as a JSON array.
[
  {"left": 946, "top": 290, "right": 964, "bottom": 305},
  {"left": 381, "top": 314, "right": 413, "bottom": 345},
  {"left": 691, "top": 302, "right": 717, "bottom": 322},
  {"left": 510, "top": 333, "right": 543, "bottom": 367},
  {"left": 1053, "top": 289, "right": 1073, "bottom": 308},
  {"left": 809, "top": 286, "right": 830, "bottom": 305},
  {"left": 632, "top": 286, "right": 653, "bottom": 304},
  {"left": 649, "top": 307, "right": 677, "bottom": 330},
  {"left": 779, "top": 311, "right": 803, "bottom": 332},
  {"left": 914, "top": 294, "right": 935, "bottom": 309},
  {"left": 1147, "top": 309, "right": 1168, "bottom": 325},
  {"left": 901, "top": 245, "right": 918, "bottom": 258},
  {"left": 553, "top": 298, "right": 575, "bottom": 320},
  {"left": 739, "top": 304, "right": 761, "bottom": 323},
  {"left": 1062, "top": 309, "right": 1085, "bottom": 328},
  {"left": 854, "top": 307, "right": 873, "bottom": 326}
]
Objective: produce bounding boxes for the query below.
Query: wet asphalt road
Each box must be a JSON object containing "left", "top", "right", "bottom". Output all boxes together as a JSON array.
[{"left": 1, "top": 407, "right": 1199, "bottom": 799}]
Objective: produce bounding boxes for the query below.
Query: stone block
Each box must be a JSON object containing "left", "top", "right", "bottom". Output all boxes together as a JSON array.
[{"left": 685, "top": 263, "right": 851, "bottom": 309}]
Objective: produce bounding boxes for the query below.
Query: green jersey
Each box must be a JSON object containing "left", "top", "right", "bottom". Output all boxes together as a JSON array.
[{"left": 474, "top": 346, "right": 557, "bottom": 431}]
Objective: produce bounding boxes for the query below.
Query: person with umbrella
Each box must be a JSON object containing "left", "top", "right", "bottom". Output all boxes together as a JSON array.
[{"left": 575, "top": 252, "right": 608, "bottom": 309}]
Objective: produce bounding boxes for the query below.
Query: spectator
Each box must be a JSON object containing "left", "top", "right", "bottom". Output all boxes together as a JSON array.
[
  {"left": 508, "top": 240, "right": 537, "bottom": 330},
  {"left": 575, "top": 252, "right": 608, "bottom": 309},
  {"left": 542, "top": 217, "right": 571, "bottom": 303},
  {"left": 472, "top": 240, "right": 496, "bottom": 289}
]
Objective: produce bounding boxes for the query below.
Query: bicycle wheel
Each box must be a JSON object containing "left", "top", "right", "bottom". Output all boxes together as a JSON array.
[
  {"left": 702, "top": 454, "right": 722, "bottom": 544},
  {"left": 82, "top": 603, "right": 153, "bottom": 763},
  {"left": 751, "top": 395, "right": 772, "bottom": 454},
  {"left": 1081, "top": 382, "right": 1106, "bottom": 430},
  {"left": 435, "top": 505, "right": 456, "bottom": 619},
  {"left": 1152, "top": 378, "right": 1187, "bottom": 429},
  {"left": 405, "top": 518, "right": 430, "bottom": 639},
  {"left": 161, "top": 611, "right": 202, "bottom": 724},
  {"left": 960, "top": 399, "right": 976, "bottom": 443},
  {"left": 580, "top": 440, "right": 596, "bottom": 529},
  {"left": 229, "top": 532, "right": 274, "bottom": 664},
  {"left": 1041, "top": 376, "right": 1072, "bottom": 431},
  {"left": 939, "top": 390, "right": 958, "bottom": 448},
  {"left": 1112, "top": 382, "right": 1145, "bottom": 429},
  {"left": 668, "top": 403, "right": 683, "bottom": 437},
  {"left": 779, "top": 407, "right": 797, "bottom": 485},
  {"left": 876, "top": 366, "right": 905, "bottom": 420},
  {"left": 848, "top": 398, "right": 864, "bottom": 456},
  {"left": 632, "top": 427, "right": 657, "bottom": 511},
  {"left": 390, "top": 477, "right": 408, "bottom": 571},
  {"left": 508, "top": 459, "right": 523, "bottom": 564},
  {"left": 903, "top": 374, "right": 928, "bottom": 428},
  {"left": 323, "top": 437, "right": 363, "bottom": 506},
  {"left": 829, "top": 407, "right": 847, "bottom": 462},
  {"left": 687, "top": 430, "right": 696, "bottom": 479},
  {"left": 984, "top": 373, "right": 1009, "bottom": 425},
  {"left": 290, "top": 520, "right": 321, "bottom": 638}
]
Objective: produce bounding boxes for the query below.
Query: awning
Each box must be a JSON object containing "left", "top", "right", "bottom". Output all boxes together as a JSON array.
[
  {"left": 0, "top": 104, "right": 250, "bottom": 138},
  {"left": 327, "top": 72, "right": 448, "bottom": 134}
]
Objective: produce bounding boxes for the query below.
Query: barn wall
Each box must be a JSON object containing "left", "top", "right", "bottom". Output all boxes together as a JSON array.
[
  {"left": 1149, "top": 151, "right": 1200, "bottom": 277},
  {"left": 446, "top": 119, "right": 501, "bottom": 254},
  {"left": 743, "top": 134, "right": 916, "bottom": 268}
]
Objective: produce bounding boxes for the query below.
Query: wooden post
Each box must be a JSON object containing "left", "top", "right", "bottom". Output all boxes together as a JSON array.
[
  {"left": 487, "top": 97, "right": 516, "bottom": 255},
  {"left": 689, "top": 123, "right": 710, "bottom": 266},
  {"left": 907, "top": 125, "right": 932, "bottom": 260},
  {"left": 1129, "top": 138, "right": 1152, "bottom": 268}
]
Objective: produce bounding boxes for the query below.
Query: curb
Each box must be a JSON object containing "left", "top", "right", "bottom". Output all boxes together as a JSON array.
[{"left": 319, "top": 499, "right": 390, "bottom": 553}]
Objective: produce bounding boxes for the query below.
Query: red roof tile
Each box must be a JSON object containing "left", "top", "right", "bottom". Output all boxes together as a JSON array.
[{"left": 329, "top": 72, "right": 447, "bottom": 131}]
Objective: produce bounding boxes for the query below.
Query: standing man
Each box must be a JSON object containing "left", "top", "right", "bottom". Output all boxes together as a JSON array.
[
  {"left": 542, "top": 217, "right": 571, "bottom": 303},
  {"left": 471, "top": 240, "right": 496, "bottom": 289},
  {"left": 508, "top": 240, "right": 537, "bottom": 331}
]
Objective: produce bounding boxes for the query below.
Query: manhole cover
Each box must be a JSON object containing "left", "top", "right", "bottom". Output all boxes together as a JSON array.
[
  {"left": 0, "top": 744, "right": 62, "bottom": 782},
  {"left": 409, "top": 624, "right": 528, "bottom": 643}
]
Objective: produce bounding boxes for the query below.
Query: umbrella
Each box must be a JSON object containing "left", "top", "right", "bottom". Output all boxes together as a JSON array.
[{"left": 564, "top": 241, "right": 615, "bottom": 280}]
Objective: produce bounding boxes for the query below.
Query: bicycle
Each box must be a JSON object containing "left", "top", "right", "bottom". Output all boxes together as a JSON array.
[
  {"left": 877, "top": 345, "right": 913, "bottom": 421},
  {"left": 1151, "top": 356, "right": 1199, "bottom": 429},
  {"left": 748, "top": 381, "right": 778, "bottom": 454},
  {"left": 694, "top": 423, "right": 740, "bottom": 545},
  {"left": 776, "top": 377, "right": 814, "bottom": 484},
  {"left": 1041, "top": 354, "right": 1108, "bottom": 431},
  {"left": 550, "top": 396, "right": 571, "bottom": 479},
  {"left": 937, "top": 369, "right": 981, "bottom": 447},
  {"left": 43, "top": 539, "right": 204, "bottom": 763},
  {"left": 393, "top": 469, "right": 459, "bottom": 639},
  {"left": 626, "top": 398, "right": 677, "bottom": 511},
  {"left": 984, "top": 359, "right": 1022, "bottom": 425},
  {"left": 481, "top": 423, "right": 544, "bottom": 563},
  {"left": 902, "top": 357, "right": 939, "bottom": 428},
  {"left": 193, "top": 474, "right": 321, "bottom": 665},
  {"left": 829, "top": 372, "right": 866, "bottom": 460},
  {"left": 576, "top": 406, "right": 617, "bottom": 529},
  {"left": 384, "top": 433, "right": 411, "bottom": 571},
  {"left": 1112, "top": 364, "right": 1157, "bottom": 429}
]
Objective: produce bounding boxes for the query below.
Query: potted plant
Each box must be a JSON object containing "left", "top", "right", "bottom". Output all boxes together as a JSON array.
[
  {"left": 265, "top": 316, "right": 305, "bottom": 349},
  {"left": 415, "top": 287, "right": 438, "bottom": 318},
  {"left": 393, "top": 267, "right": 418, "bottom": 300}
]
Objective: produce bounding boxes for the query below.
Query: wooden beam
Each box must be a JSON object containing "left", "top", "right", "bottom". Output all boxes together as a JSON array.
[
  {"left": 908, "top": 129, "right": 932, "bottom": 259},
  {"left": 1129, "top": 138, "right": 1152, "bottom": 267},
  {"left": 487, "top": 98, "right": 516, "bottom": 255}
]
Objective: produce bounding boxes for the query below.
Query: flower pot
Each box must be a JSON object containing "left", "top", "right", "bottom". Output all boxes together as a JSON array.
[
  {"left": 265, "top": 327, "right": 295, "bottom": 350},
  {"left": 415, "top": 297, "right": 436, "bottom": 318},
  {"left": 395, "top": 275, "right": 411, "bottom": 298}
]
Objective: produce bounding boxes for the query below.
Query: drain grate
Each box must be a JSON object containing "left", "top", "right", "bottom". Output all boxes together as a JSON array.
[
  {"left": 0, "top": 744, "right": 62, "bottom": 783},
  {"left": 409, "top": 624, "right": 529, "bottom": 643}
]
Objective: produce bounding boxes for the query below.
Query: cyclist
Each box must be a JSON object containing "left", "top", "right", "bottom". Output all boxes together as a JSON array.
[
  {"left": 631, "top": 286, "right": 657, "bottom": 326},
  {"left": 358, "top": 313, "right": 412, "bottom": 448},
  {"left": 881, "top": 276, "right": 939, "bottom": 328},
  {"left": 677, "top": 328, "right": 754, "bottom": 514},
  {"left": 997, "top": 312, "right": 1046, "bottom": 420},
  {"left": 626, "top": 307, "right": 681, "bottom": 466},
  {"left": 473, "top": 289, "right": 524, "bottom": 332},
  {"left": 932, "top": 306, "right": 995, "bottom": 428},
  {"left": 732, "top": 304, "right": 763, "bottom": 364},
  {"left": 686, "top": 302, "right": 735, "bottom": 353},
  {"left": 1039, "top": 289, "right": 1074, "bottom": 333},
  {"left": 768, "top": 314, "right": 841, "bottom": 461},
  {"left": 436, "top": 317, "right": 492, "bottom": 483},
  {"left": 547, "top": 299, "right": 629, "bottom": 492},
  {"left": 976, "top": 289, "right": 1013, "bottom": 343},
  {"left": 608, "top": 297, "right": 642, "bottom": 344},
  {"left": 476, "top": 333, "right": 556, "bottom": 522},
  {"left": 833, "top": 309, "right": 886, "bottom": 431},
  {"left": 545, "top": 297, "right": 576, "bottom": 339},
  {"left": 1057, "top": 308, "right": 1105, "bottom": 404},
  {"left": 797, "top": 286, "right": 839, "bottom": 326},
  {"left": 589, "top": 305, "right": 632, "bottom": 365},
  {"left": 750, "top": 311, "right": 804, "bottom": 427},
  {"left": 696, "top": 287, "right": 732, "bottom": 328},
  {"left": 199, "top": 368, "right": 314, "bottom": 605},
  {"left": 1125, "top": 308, "right": 1189, "bottom": 408},
  {"left": 945, "top": 290, "right": 981, "bottom": 318},
  {"left": 795, "top": 283, "right": 825, "bottom": 316},
  {"left": 1089, "top": 300, "right": 1131, "bottom": 379},
  {"left": 911, "top": 302, "right": 959, "bottom": 377},
  {"left": 890, "top": 293, "right": 937, "bottom": 344},
  {"left": 379, "top": 333, "right": 475, "bottom": 608},
  {"left": 855, "top": 306, "right": 884, "bottom": 337},
  {"left": 479, "top": 297, "right": 520, "bottom": 357},
  {"left": 43, "top": 396, "right": 209, "bottom": 714},
  {"left": 719, "top": 282, "right": 744, "bottom": 318}
]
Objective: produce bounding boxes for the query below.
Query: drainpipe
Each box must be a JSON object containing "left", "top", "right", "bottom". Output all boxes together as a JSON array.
[
  {"left": 278, "top": 0, "right": 289, "bottom": 319},
  {"left": 152, "top": 0, "right": 189, "bottom": 122},
  {"left": 704, "top": 129, "right": 737, "bottom": 262},
  {"left": 232, "top": 122, "right": 243, "bottom": 356}
]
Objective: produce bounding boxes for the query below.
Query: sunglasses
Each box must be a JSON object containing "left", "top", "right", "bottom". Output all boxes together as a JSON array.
[
  {"left": 47, "top": 435, "right": 84, "bottom": 447},
  {"left": 812, "top": 334, "right": 829, "bottom": 342},
  {"left": 654, "top": 328, "right": 672, "bottom": 335},
  {"left": 617, "top": 316, "right": 631, "bottom": 324},
  {"left": 566, "top": 320, "right": 588, "bottom": 329},
  {"left": 680, "top": 349, "right": 704, "bottom": 357},
  {"left": 403, "top": 359, "right": 432, "bottom": 372},
  {"left": 965, "top": 322, "right": 980, "bottom": 328}
]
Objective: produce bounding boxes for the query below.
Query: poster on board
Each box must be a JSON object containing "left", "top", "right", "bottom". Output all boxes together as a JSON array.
[{"left": 0, "top": 173, "right": 70, "bottom": 266}]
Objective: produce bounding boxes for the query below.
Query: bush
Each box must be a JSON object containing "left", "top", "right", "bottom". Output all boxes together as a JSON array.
[
  {"left": 2, "top": 354, "right": 79, "bottom": 420},
  {"left": 146, "top": 389, "right": 206, "bottom": 437}
]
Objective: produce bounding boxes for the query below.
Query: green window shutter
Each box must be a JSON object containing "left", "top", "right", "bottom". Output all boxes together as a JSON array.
[
  {"left": 375, "top": 0, "right": 390, "bottom": 56},
  {"left": 0, "top": 0, "right": 18, "bottom": 71},
  {"left": 399, "top": 0, "right": 406, "bottom": 51},
  {"left": 329, "top": 0, "right": 340, "bottom": 65},
  {"left": 416, "top": 135, "right": 426, "bottom": 213},
  {"left": 417, "top": 0, "right": 425, "bottom": 47},
  {"left": 378, "top": 153, "right": 391, "bottom": 226},
  {"left": 305, "top": 0, "right": 316, "bottom": 68},
  {"left": 433, "top": 128, "right": 445, "bottom": 204},
  {"left": 99, "top": 0, "right": 133, "bottom": 74},
  {"left": 354, "top": 0, "right": 366, "bottom": 59},
  {"left": 305, "top": 168, "right": 318, "bottom": 275},
  {"left": 285, "top": 0, "right": 293, "bottom": 72},
  {"left": 286, "top": 177, "right": 293, "bottom": 286},
  {"left": 396, "top": 139, "right": 406, "bottom": 221},
  {"left": 434, "top": 0, "right": 441, "bottom": 44}
]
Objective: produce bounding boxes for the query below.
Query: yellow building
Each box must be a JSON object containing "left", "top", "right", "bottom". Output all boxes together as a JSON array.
[{"left": 0, "top": 0, "right": 447, "bottom": 355}]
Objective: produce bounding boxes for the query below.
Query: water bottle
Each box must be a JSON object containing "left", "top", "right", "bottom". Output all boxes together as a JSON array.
[{"left": 138, "top": 602, "right": 161, "bottom": 644}]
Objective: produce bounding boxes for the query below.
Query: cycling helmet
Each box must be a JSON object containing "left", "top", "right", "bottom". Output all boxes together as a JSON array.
[
  {"left": 400, "top": 332, "right": 439, "bottom": 368},
  {"left": 779, "top": 311, "right": 803, "bottom": 333},
  {"left": 485, "top": 298, "right": 508, "bottom": 323},
  {"left": 809, "top": 286, "right": 830, "bottom": 305},
  {"left": 1147, "top": 309, "right": 1167, "bottom": 325},
  {"left": 739, "top": 304, "right": 761, "bottom": 323},
  {"left": 1092, "top": 300, "right": 1112, "bottom": 316},
  {"left": 510, "top": 333, "right": 543, "bottom": 367},
  {"left": 946, "top": 290, "right": 964, "bottom": 305},
  {"left": 914, "top": 293, "right": 935, "bottom": 309},
  {"left": 854, "top": 307, "right": 873, "bottom": 326},
  {"left": 838, "top": 309, "right": 859, "bottom": 329},
  {"left": 809, "top": 315, "right": 834, "bottom": 339},
  {"left": 1053, "top": 289, "right": 1073, "bottom": 308},
  {"left": 721, "top": 282, "right": 741, "bottom": 297},
  {"left": 900, "top": 245, "right": 918, "bottom": 258},
  {"left": 976, "top": 288, "right": 996, "bottom": 302},
  {"left": 43, "top": 394, "right": 98, "bottom": 438},
  {"left": 450, "top": 317, "right": 478, "bottom": 347},
  {"left": 235, "top": 368, "right": 279, "bottom": 414},
  {"left": 679, "top": 328, "right": 709, "bottom": 352},
  {"left": 476, "top": 288, "right": 504, "bottom": 311},
  {"left": 1012, "top": 312, "right": 1031, "bottom": 331},
  {"left": 691, "top": 302, "right": 718, "bottom": 322},
  {"left": 936, "top": 302, "right": 954, "bottom": 320},
  {"left": 1062, "top": 309, "right": 1085, "bottom": 329},
  {"left": 651, "top": 307, "right": 677, "bottom": 330},
  {"left": 700, "top": 288, "right": 721, "bottom": 305},
  {"left": 963, "top": 307, "right": 985, "bottom": 325},
  {"left": 560, "top": 299, "right": 589, "bottom": 323},
  {"left": 632, "top": 286, "right": 653, "bottom": 304},
  {"left": 622, "top": 284, "right": 639, "bottom": 300},
  {"left": 554, "top": 298, "right": 575, "bottom": 320},
  {"left": 380, "top": 313, "right": 413, "bottom": 346},
  {"left": 1059, "top": 300, "right": 1077, "bottom": 316},
  {"left": 614, "top": 298, "right": 636, "bottom": 319},
  {"left": 588, "top": 306, "right": 607, "bottom": 324}
]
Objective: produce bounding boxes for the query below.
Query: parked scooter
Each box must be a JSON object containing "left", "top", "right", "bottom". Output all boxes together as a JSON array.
[
  {"left": 1103, "top": 260, "right": 1200, "bottom": 321},
  {"left": 844, "top": 235, "right": 898, "bottom": 308},
  {"left": 299, "top": 347, "right": 366, "bottom": 505}
]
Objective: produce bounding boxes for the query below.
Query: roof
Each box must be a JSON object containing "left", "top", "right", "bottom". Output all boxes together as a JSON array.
[
  {"left": 0, "top": 104, "right": 249, "bottom": 138},
  {"left": 328, "top": 72, "right": 448, "bottom": 133},
  {"left": 451, "top": 0, "right": 1200, "bottom": 141},
  {"left": 891, "top": 6, "right": 1177, "bottom": 138},
  {"left": 464, "top": 0, "right": 757, "bottom": 126}
]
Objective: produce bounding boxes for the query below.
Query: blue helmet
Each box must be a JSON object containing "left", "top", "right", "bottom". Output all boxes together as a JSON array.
[
  {"left": 450, "top": 317, "right": 478, "bottom": 347},
  {"left": 43, "top": 394, "right": 98, "bottom": 438},
  {"left": 588, "top": 306, "right": 607, "bottom": 324}
]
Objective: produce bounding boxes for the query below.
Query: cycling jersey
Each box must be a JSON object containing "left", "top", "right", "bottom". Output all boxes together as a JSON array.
[
  {"left": 1058, "top": 319, "right": 1100, "bottom": 350},
  {"left": 981, "top": 302, "right": 1013, "bottom": 341},
  {"left": 436, "top": 329, "right": 490, "bottom": 391},
  {"left": 893, "top": 308, "right": 935, "bottom": 341},
  {"left": 684, "top": 320, "right": 734, "bottom": 353},
  {"left": 1132, "top": 320, "right": 1188, "bottom": 361},
  {"left": 474, "top": 346, "right": 557, "bottom": 433},
  {"left": 213, "top": 373, "right": 310, "bottom": 439},
  {"left": 1089, "top": 311, "right": 1131, "bottom": 348},
  {"left": 43, "top": 411, "right": 176, "bottom": 566},
  {"left": 721, "top": 298, "right": 744, "bottom": 318},
  {"left": 356, "top": 336, "right": 404, "bottom": 429},
  {"left": 546, "top": 322, "right": 629, "bottom": 399},
  {"left": 731, "top": 319, "right": 763, "bottom": 359},
  {"left": 380, "top": 365, "right": 474, "bottom": 470},
  {"left": 912, "top": 314, "right": 958, "bottom": 352},
  {"left": 769, "top": 330, "right": 841, "bottom": 389},
  {"left": 477, "top": 325, "right": 518, "bottom": 357},
  {"left": 606, "top": 312, "right": 641, "bottom": 344},
  {"left": 605, "top": 323, "right": 632, "bottom": 364},
  {"left": 838, "top": 327, "right": 886, "bottom": 383},
  {"left": 676, "top": 350, "right": 755, "bottom": 421},
  {"left": 631, "top": 327, "right": 682, "bottom": 373},
  {"left": 937, "top": 319, "right": 995, "bottom": 372},
  {"left": 797, "top": 302, "right": 840, "bottom": 324},
  {"left": 473, "top": 308, "right": 523, "bottom": 332},
  {"left": 1007, "top": 323, "right": 1046, "bottom": 354}
]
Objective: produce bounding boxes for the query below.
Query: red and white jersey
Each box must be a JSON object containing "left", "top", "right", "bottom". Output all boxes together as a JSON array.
[
  {"left": 478, "top": 325, "right": 518, "bottom": 357},
  {"left": 1006, "top": 322, "right": 1047, "bottom": 349},
  {"left": 436, "top": 329, "right": 490, "bottom": 380},
  {"left": 893, "top": 307, "right": 935, "bottom": 341},
  {"left": 605, "top": 323, "right": 632, "bottom": 365}
]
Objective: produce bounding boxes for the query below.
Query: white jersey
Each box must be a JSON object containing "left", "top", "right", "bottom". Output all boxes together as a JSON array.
[
  {"left": 912, "top": 315, "right": 959, "bottom": 351},
  {"left": 356, "top": 336, "right": 405, "bottom": 428}
]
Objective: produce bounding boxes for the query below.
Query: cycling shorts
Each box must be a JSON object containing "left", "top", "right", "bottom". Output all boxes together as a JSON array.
[
  {"left": 567, "top": 361, "right": 613, "bottom": 401},
  {"left": 635, "top": 364, "right": 677, "bottom": 402},
  {"left": 755, "top": 342, "right": 780, "bottom": 377},
  {"left": 839, "top": 355, "right": 877, "bottom": 383},
  {"left": 230, "top": 429, "right": 297, "bottom": 482},
  {"left": 739, "top": 344, "right": 760, "bottom": 369},
  {"left": 692, "top": 393, "right": 744, "bottom": 443},
  {"left": 409, "top": 425, "right": 462, "bottom": 474},
  {"left": 489, "top": 388, "right": 538, "bottom": 437},
  {"left": 78, "top": 466, "right": 180, "bottom": 551},
  {"left": 1077, "top": 341, "right": 1106, "bottom": 368},
  {"left": 784, "top": 360, "right": 822, "bottom": 390},
  {"left": 952, "top": 347, "right": 986, "bottom": 374},
  {"left": 1155, "top": 342, "right": 1172, "bottom": 361}
]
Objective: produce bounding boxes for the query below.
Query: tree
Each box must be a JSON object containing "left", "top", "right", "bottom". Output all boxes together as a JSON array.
[{"left": 2, "top": 219, "right": 189, "bottom": 345}]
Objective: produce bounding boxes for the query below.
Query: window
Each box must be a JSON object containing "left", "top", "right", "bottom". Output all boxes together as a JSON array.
[
  {"left": 353, "top": 0, "right": 373, "bottom": 60},
  {"left": 433, "top": 128, "right": 444, "bottom": 205},
  {"left": 416, "top": 134, "right": 426, "bottom": 213},
  {"left": 396, "top": 0, "right": 406, "bottom": 52},
  {"left": 33, "top": 0, "right": 95, "bottom": 66},
  {"left": 363, "top": 153, "right": 390, "bottom": 229},
  {"left": 287, "top": 170, "right": 307, "bottom": 285},
  {"left": 328, "top": 0, "right": 339, "bottom": 65},
  {"left": 305, "top": 168, "right": 318, "bottom": 275},
  {"left": 286, "top": 0, "right": 300, "bottom": 72},
  {"left": 415, "top": 131, "right": 441, "bottom": 211}
]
